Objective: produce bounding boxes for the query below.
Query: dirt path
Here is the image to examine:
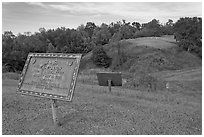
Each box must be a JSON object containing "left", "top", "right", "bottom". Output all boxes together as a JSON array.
[{"left": 2, "top": 79, "right": 202, "bottom": 135}]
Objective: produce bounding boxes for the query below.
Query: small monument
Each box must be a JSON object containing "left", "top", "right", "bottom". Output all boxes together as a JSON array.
[
  {"left": 96, "top": 72, "right": 122, "bottom": 92},
  {"left": 17, "top": 53, "right": 82, "bottom": 126}
]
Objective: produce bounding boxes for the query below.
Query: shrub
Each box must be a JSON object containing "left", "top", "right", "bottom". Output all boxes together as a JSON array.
[{"left": 92, "top": 46, "right": 112, "bottom": 68}]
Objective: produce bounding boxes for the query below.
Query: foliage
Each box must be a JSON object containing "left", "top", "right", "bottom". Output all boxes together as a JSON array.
[
  {"left": 92, "top": 23, "right": 111, "bottom": 45},
  {"left": 2, "top": 27, "right": 93, "bottom": 72},
  {"left": 174, "top": 17, "right": 202, "bottom": 58},
  {"left": 132, "top": 21, "right": 141, "bottom": 31},
  {"left": 134, "top": 28, "right": 162, "bottom": 38},
  {"left": 136, "top": 19, "right": 163, "bottom": 37},
  {"left": 120, "top": 21, "right": 137, "bottom": 39},
  {"left": 161, "top": 19, "right": 174, "bottom": 35},
  {"left": 84, "top": 22, "right": 96, "bottom": 38},
  {"left": 134, "top": 19, "right": 174, "bottom": 38},
  {"left": 92, "top": 46, "right": 112, "bottom": 68},
  {"left": 2, "top": 17, "right": 201, "bottom": 72}
]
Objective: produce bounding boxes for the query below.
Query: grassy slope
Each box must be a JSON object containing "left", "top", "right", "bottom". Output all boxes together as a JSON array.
[
  {"left": 126, "top": 35, "right": 177, "bottom": 49},
  {"left": 82, "top": 35, "right": 201, "bottom": 72},
  {"left": 109, "top": 36, "right": 201, "bottom": 71},
  {"left": 152, "top": 67, "right": 202, "bottom": 98},
  {"left": 2, "top": 78, "right": 202, "bottom": 135},
  {"left": 80, "top": 35, "right": 201, "bottom": 91},
  {"left": 2, "top": 35, "right": 202, "bottom": 135}
]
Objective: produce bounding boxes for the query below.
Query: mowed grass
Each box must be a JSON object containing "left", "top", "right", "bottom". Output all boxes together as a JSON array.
[
  {"left": 151, "top": 67, "right": 202, "bottom": 98},
  {"left": 124, "top": 35, "right": 177, "bottom": 49},
  {"left": 2, "top": 72, "right": 202, "bottom": 135},
  {"left": 3, "top": 35, "right": 202, "bottom": 135}
]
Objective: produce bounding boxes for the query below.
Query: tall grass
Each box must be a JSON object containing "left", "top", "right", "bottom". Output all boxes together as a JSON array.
[{"left": 2, "top": 72, "right": 20, "bottom": 80}]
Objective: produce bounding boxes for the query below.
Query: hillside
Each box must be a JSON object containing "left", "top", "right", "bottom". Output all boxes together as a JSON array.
[
  {"left": 82, "top": 35, "right": 201, "bottom": 72},
  {"left": 152, "top": 67, "right": 202, "bottom": 98},
  {"left": 2, "top": 35, "right": 202, "bottom": 135},
  {"left": 125, "top": 35, "right": 177, "bottom": 49},
  {"left": 80, "top": 35, "right": 201, "bottom": 91}
]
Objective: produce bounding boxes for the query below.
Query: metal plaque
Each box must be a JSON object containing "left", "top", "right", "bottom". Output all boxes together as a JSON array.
[
  {"left": 96, "top": 72, "right": 122, "bottom": 86},
  {"left": 17, "top": 53, "right": 82, "bottom": 101}
]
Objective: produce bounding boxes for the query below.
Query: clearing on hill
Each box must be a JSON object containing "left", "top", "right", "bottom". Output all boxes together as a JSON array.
[
  {"left": 104, "top": 35, "right": 201, "bottom": 73},
  {"left": 80, "top": 35, "right": 201, "bottom": 92},
  {"left": 125, "top": 35, "right": 177, "bottom": 49}
]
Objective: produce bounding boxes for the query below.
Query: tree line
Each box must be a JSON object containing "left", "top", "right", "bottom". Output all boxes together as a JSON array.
[{"left": 2, "top": 17, "right": 202, "bottom": 72}]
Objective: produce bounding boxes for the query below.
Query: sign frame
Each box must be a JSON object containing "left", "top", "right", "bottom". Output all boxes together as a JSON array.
[
  {"left": 16, "top": 53, "right": 82, "bottom": 102},
  {"left": 96, "top": 72, "right": 122, "bottom": 86}
]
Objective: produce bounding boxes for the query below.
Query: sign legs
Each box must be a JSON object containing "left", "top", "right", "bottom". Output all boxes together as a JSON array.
[
  {"left": 108, "top": 80, "right": 112, "bottom": 92},
  {"left": 51, "top": 99, "right": 61, "bottom": 126}
]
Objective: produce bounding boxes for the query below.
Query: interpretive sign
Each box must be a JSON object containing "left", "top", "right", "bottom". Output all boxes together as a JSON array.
[
  {"left": 17, "top": 53, "right": 82, "bottom": 101},
  {"left": 96, "top": 72, "right": 122, "bottom": 86}
]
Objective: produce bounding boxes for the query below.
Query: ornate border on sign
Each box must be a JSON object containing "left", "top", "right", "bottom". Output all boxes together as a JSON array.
[{"left": 16, "top": 53, "right": 82, "bottom": 101}]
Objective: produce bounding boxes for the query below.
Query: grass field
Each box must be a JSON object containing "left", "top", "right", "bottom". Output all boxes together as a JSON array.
[
  {"left": 125, "top": 35, "right": 177, "bottom": 49},
  {"left": 2, "top": 35, "right": 202, "bottom": 135},
  {"left": 83, "top": 35, "right": 201, "bottom": 73},
  {"left": 2, "top": 69, "right": 202, "bottom": 135}
]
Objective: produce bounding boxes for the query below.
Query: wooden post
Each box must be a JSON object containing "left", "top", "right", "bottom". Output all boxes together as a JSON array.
[
  {"left": 51, "top": 99, "right": 60, "bottom": 126},
  {"left": 108, "top": 80, "right": 112, "bottom": 92}
]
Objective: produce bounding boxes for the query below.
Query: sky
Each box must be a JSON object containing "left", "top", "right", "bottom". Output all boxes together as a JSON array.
[{"left": 2, "top": 1, "right": 202, "bottom": 35}]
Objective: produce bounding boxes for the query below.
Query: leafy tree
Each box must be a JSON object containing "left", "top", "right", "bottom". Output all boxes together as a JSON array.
[
  {"left": 140, "top": 19, "right": 163, "bottom": 37},
  {"left": 2, "top": 31, "right": 16, "bottom": 71},
  {"left": 92, "top": 45, "right": 112, "bottom": 68},
  {"left": 132, "top": 22, "right": 141, "bottom": 31},
  {"left": 108, "top": 20, "right": 137, "bottom": 40},
  {"left": 166, "top": 19, "right": 174, "bottom": 26},
  {"left": 174, "top": 17, "right": 202, "bottom": 58},
  {"left": 161, "top": 19, "right": 174, "bottom": 35},
  {"left": 142, "top": 19, "right": 161, "bottom": 29},
  {"left": 84, "top": 22, "right": 96, "bottom": 38},
  {"left": 3, "top": 17, "right": 201, "bottom": 72},
  {"left": 120, "top": 23, "right": 136, "bottom": 39},
  {"left": 92, "top": 23, "right": 111, "bottom": 45},
  {"left": 2, "top": 31, "right": 16, "bottom": 55},
  {"left": 108, "top": 22, "right": 122, "bottom": 36}
]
